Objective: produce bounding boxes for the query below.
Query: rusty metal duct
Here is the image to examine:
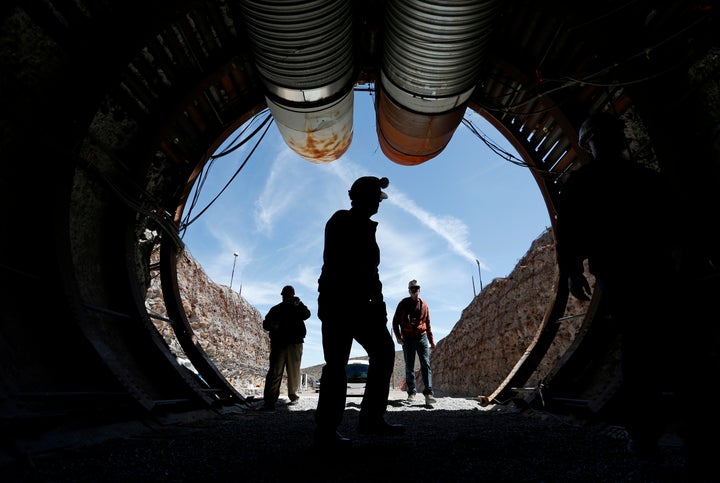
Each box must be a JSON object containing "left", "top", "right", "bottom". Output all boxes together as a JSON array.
[
  {"left": 239, "top": 0, "right": 355, "bottom": 163},
  {"left": 377, "top": 0, "right": 500, "bottom": 165}
]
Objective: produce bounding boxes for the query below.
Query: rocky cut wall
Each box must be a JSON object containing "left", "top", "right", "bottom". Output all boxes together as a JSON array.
[
  {"left": 144, "top": 228, "right": 590, "bottom": 401},
  {"left": 432, "top": 228, "right": 591, "bottom": 398},
  {"left": 145, "top": 249, "right": 269, "bottom": 393}
]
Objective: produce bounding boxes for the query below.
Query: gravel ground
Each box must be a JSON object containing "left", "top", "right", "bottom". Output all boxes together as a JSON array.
[{"left": 4, "top": 390, "right": 688, "bottom": 482}]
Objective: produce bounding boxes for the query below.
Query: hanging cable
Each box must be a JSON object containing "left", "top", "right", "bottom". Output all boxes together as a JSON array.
[
  {"left": 481, "top": 8, "right": 712, "bottom": 116},
  {"left": 461, "top": 117, "right": 537, "bottom": 170},
  {"left": 77, "top": 148, "right": 185, "bottom": 250},
  {"left": 180, "top": 110, "right": 273, "bottom": 233},
  {"left": 179, "top": 113, "right": 274, "bottom": 235},
  {"left": 210, "top": 108, "right": 272, "bottom": 159}
]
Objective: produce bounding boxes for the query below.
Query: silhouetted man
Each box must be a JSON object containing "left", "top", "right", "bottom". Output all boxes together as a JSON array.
[
  {"left": 556, "top": 112, "right": 681, "bottom": 459},
  {"left": 261, "top": 285, "right": 310, "bottom": 410},
  {"left": 314, "top": 176, "right": 403, "bottom": 447}
]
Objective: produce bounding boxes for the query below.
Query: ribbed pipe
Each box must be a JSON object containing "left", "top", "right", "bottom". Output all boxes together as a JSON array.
[
  {"left": 378, "top": 0, "right": 500, "bottom": 165},
  {"left": 239, "top": 0, "right": 354, "bottom": 162}
]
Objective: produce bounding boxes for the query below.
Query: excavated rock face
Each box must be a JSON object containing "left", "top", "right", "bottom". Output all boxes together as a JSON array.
[
  {"left": 432, "top": 228, "right": 590, "bottom": 397},
  {"left": 144, "top": 228, "right": 589, "bottom": 399},
  {"left": 146, "top": 250, "right": 269, "bottom": 393}
]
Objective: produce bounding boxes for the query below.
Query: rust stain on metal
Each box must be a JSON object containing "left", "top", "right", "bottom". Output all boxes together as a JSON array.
[
  {"left": 288, "top": 130, "right": 352, "bottom": 163},
  {"left": 376, "top": 88, "right": 465, "bottom": 166}
]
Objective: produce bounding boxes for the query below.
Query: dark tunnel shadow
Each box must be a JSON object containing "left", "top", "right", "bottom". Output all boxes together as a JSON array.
[{"left": 4, "top": 403, "right": 688, "bottom": 482}]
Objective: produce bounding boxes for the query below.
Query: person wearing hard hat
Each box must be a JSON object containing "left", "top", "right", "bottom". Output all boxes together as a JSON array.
[{"left": 314, "top": 176, "right": 404, "bottom": 447}]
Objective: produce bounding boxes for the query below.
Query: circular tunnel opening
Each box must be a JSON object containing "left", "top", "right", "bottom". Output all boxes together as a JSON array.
[
  {"left": 161, "top": 85, "right": 558, "bottom": 399},
  {"left": 4, "top": 2, "right": 717, "bottom": 473}
]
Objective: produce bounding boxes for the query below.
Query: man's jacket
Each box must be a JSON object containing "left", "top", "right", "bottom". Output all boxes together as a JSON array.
[{"left": 263, "top": 297, "right": 310, "bottom": 345}]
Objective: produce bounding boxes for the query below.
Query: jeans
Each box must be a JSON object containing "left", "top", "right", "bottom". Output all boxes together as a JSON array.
[{"left": 403, "top": 333, "right": 432, "bottom": 395}]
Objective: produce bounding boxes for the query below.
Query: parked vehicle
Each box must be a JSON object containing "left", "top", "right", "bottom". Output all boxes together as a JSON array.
[
  {"left": 345, "top": 360, "right": 369, "bottom": 397},
  {"left": 314, "top": 360, "right": 370, "bottom": 396}
]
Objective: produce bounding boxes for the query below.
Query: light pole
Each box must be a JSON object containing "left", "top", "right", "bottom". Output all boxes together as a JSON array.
[
  {"left": 476, "top": 259, "right": 483, "bottom": 292},
  {"left": 230, "top": 252, "right": 239, "bottom": 291}
]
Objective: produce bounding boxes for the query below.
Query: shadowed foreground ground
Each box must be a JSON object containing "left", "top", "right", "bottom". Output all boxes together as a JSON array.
[{"left": 4, "top": 392, "right": 688, "bottom": 482}]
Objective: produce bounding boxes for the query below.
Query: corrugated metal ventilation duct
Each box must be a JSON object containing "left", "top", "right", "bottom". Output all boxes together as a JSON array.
[
  {"left": 239, "top": 0, "right": 355, "bottom": 163},
  {"left": 377, "top": 0, "right": 501, "bottom": 165}
]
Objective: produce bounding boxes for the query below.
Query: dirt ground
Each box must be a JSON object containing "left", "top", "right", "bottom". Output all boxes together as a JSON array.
[{"left": 3, "top": 390, "right": 690, "bottom": 482}]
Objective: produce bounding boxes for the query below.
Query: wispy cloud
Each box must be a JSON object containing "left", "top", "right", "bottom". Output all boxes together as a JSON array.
[
  {"left": 320, "top": 158, "right": 483, "bottom": 268},
  {"left": 181, "top": 109, "right": 549, "bottom": 369},
  {"left": 254, "top": 148, "right": 312, "bottom": 235},
  {"left": 385, "top": 188, "right": 486, "bottom": 269}
]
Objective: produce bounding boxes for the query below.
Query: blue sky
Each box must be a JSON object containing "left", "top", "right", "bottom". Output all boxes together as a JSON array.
[{"left": 180, "top": 85, "right": 551, "bottom": 368}]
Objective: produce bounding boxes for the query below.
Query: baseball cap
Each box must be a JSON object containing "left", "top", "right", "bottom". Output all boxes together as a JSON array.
[
  {"left": 348, "top": 176, "right": 389, "bottom": 201},
  {"left": 408, "top": 279, "right": 420, "bottom": 289}
]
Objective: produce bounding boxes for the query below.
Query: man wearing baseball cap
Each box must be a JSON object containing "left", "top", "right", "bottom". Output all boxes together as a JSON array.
[
  {"left": 392, "top": 279, "right": 436, "bottom": 405},
  {"left": 314, "top": 175, "right": 402, "bottom": 447}
]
